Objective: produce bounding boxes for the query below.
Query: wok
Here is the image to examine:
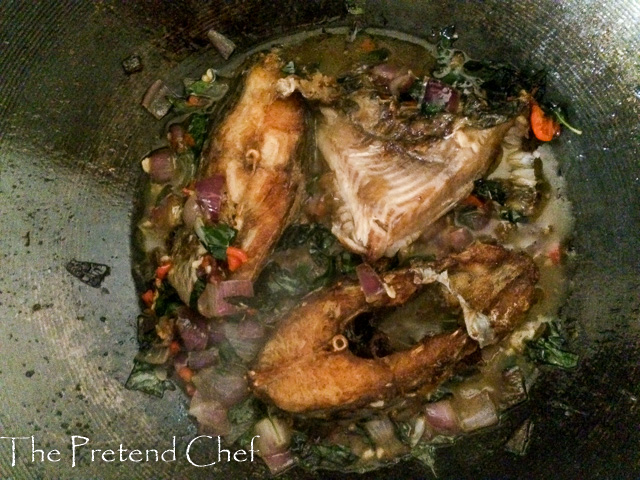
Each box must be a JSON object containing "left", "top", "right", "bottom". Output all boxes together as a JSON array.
[{"left": 0, "top": 1, "right": 638, "bottom": 478}]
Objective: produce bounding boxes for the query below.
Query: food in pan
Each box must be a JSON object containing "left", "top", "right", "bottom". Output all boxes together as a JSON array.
[{"left": 130, "top": 28, "right": 577, "bottom": 474}]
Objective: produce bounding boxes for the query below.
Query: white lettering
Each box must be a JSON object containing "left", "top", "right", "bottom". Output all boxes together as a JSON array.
[
  {"left": 249, "top": 435, "right": 259, "bottom": 462},
  {"left": 0, "top": 436, "right": 30, "bottom": 467},
  {"left": 185, "top": 435, "right": 215, "bottom": 467},
  {"left": 70, "top": 435, "right": 89, "bottom": 467},
  {"left": 48, "top": 449, "right": 61, "bottom": 462},
  {"left": 101, "top": 449, "right": 115, "bottom": 462},
  {"left": 161, "top": 436, "right": 176, "bottom": 462},
  {"left": 129, "top": 449, "right": 143, "bottom": 462}
]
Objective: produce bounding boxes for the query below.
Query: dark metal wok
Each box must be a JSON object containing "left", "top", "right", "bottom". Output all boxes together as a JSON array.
[{"left": 1, "top": 1, "right": 638, "bottom": 478}]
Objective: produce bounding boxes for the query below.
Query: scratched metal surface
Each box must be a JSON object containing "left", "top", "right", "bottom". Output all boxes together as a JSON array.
[{"left": 0, "top": 1, "right": 638, "bottom": 479}]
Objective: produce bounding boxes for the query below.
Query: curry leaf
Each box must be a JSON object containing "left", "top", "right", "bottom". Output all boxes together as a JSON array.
[
  {"left": 526, "top": 321, "right": 578, "bottom": 369},
  {"left": 124, "top": 361, "right": 175, "bottom": 398}
]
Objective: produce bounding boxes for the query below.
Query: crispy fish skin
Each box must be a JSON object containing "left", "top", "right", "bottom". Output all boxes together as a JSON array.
[
  {"left": 204, "top": 52, "right": 305, "bottom": 281},
  {"left": 249, "top": 243, "right": 538, "bottom": 414},
  {"left": 168, "top": 53, "right": 305, "bottom": 308}
]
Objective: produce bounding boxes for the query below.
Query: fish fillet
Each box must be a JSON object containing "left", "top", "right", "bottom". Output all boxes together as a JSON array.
[
  {"left": 317, "top": 107, "right": 513, "bottom": 260},
  {"left": 249, "top": 243, "right": 538, "bottom": 414},
  {"left": 168, "top": 52, "right": 305, "bottom": 309}
]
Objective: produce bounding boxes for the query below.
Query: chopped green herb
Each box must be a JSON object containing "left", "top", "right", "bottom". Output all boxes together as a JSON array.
[
  {"left": 550, "top": 106, "right": 583, "bottom": 135},
  {"left": 500, "top": 209, "right": 526, "bottom": 224},
  {"left": 473, "top": 179, "right": 508, "bottom": 205},
  {"left": 189, "top": 279, "right": 207, "bottom": 310},
  {"left": 360, "top": 48, "right": 390, "bottom": 66},
  {"left": 197, "top": 223, "right": 237, "bottom": 260},
  {"left": 291, "top": 431, "right": 358, "bottom": 471},
  {"left": 526, "top": 321, "right": 578, "bottom": 369},
  {"left": 282, "top": 61, "right": 296, "bottom": 75},
  {"left": 184, "top": 78, "right": 229, "bottom": 100},
  {"left": 154, "top": 282, "right": 182, "bottom": 317},
  {"left": 124, "top": 360, "right": 175, "bottom": 398},
  {"left": 187, "top": 114, "right": 209, "bottom": 152},
  {"left": 411, "top": 442, "right": 437, "bottom": 476}
]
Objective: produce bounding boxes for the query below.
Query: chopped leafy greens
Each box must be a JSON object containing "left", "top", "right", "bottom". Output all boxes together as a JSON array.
[
  {"left": 154, "top": 282, "right": 182, "bottom": 317},
  {"left": 197, "top": 223, "right": 237, "bottom": 260},
  {"left": 189, "top": 279, "right": 207, "bottom": 310},
  {"left": 411, "top": 442, "right": 437, "bottom": 476},
  {"left": 291, "top": 431, "right": 358, "bottom": 471},
  {"left": 526, "top": 321, "right": 578, "bottom": 369},
  {"left": 254, "top": 224, "right": 362, "bottom": 307},
  {"left": 282, "top": 61, "right": 296, "bottom": 75},
  {"left": 473, "top": 179, "right": 508, "bottom": 205},
  {"left": 187, "top": 114, "right": 209, "bottom": 153},
  {"left": 124, "top": 360, "right": 175, "bottom": 398},
  {"left": 184, "top": 77, "right": 229, "bottom": 100}
]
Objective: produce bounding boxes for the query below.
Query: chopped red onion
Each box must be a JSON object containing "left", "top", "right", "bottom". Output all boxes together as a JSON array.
[
  {"left": 447, "top": 227, "right": 474, "bottom": 252},
  {"left": 187, "top": 349, "right": 219, "bottom": 370},
  {"left": 150, "top": 193, "right": 183, "bottom": 230},
  {"left": 191, "top": 366, "right": 248, "bottom": 407},
  {"left": 389, "top": 73, "right": 415, "bottom": 97},
  {"left": 262, "top": 451, "right": 295, "bottom": 475},
  {"left": 142, "top": 148, "right": 176, "bottom": 184},
  {"left": 182, "top": 194, "right": 202, "bottom": 229},
  {"left": 456, "top": 391, "right": 498, "bottom": 432},
  {"left": 207, "top": 320, "right": 227, "bottom": 345},
  {"left": 425, "top": 399, "right": 460, "bottom": 433},
  {"left": 173, "top": 351, "right": 188, "bottom": 371},
  {"left": 371, "top": 63, "right": 404, "bottom": 82},
  {"left": 141, "top": 79, "right": 173, "bottom": 119},
  {"left": 198, "top": 280, "right": 254, "bottom": 318},
  {"left": 424, "top": 79, "right": 460, "bottom": 114},
  {"left": 364, "top": 417, "right": 406, "bottom": 458},
  {"left": 168, "top": 124, "right": 187, "bottom": 152},
  {"left": 176, "top": 307, "right": 209, "bottom": 351},
  {"left": 356, "top": 263, "right": 386, "bottom": 302},
  {"left": 254, "top": 417, "right": 292, "bottom": 456},
  {"left": 188, "top": 390, "right": 231, "bottom": 436},
  {"left": 207, "top": 29, "right": 236, "bottom": 60},
  {"left": 195, "top": 175, "right": 225, "bottom": 223},
  {"left": 223, "top": 319, "right": 265, "bottom": 362}
]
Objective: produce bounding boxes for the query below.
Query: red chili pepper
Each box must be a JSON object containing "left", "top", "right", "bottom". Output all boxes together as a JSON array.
[
  {"left": 226, "top": 246, "right": 248, "bottom": 272},
  {"left": 141, "top": 289, "right": 155, "bottom": 307},
  {"left": 155, "top": 262, "right": 172, "bottom": 281}
]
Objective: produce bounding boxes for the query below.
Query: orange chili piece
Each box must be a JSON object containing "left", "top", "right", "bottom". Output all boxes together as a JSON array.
[
  {"left": 531, "top": 102, "right": 561, "bottom": 142},
  {"left": 226, "top": 246, "right": 249, "bottom": 272}
]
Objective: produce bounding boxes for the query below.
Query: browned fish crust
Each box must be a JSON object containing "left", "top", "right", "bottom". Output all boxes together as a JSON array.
[
  {"left": 204, "top": 52, "right": 306, "bottom": 282},
  {"left": 249, "top": 243, "right": 538, "bottom": 414}
]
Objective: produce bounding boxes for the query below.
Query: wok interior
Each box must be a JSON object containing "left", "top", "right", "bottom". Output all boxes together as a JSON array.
[{"left": 0, "top": 1, "right": 638, "bottom": 478}]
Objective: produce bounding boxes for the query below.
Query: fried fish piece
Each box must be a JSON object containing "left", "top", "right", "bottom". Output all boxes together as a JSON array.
[
  {"left": 278, "top": 72, "right": 516, "bottom": 260},
  {"left": 249, "top": 243, "right": 538, "bottom": 414},
  {"left": 168, "top": 53, "right": 305, "bottom": 310}
]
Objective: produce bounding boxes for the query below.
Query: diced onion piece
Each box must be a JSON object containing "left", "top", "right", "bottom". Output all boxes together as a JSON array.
[
  {"left": 424, "top": 79, "right": 459, "bottom": 113},
  {"left": 182, "top": 194, "right": 202, "bottom": 229},
  {"left": 197, "top": 280, "right": 254, "bottom": 318},
  {"left": 141, "top": 79, "right": 173, "bottom": 119},
  {"left": 363, "top": 417, "right": 406, "bottom": 458},
  {"left": 188, "top": 390, "right": 231, "bottom": 436},
  {"left": 425, "top": 399, "right": 461, "bottom": 433},
  {"left": 142, "top": 148, "right": 176, "bottom": 184},
  {"left": 356, "top": 263, "right": 386, "bottom": 303},
  {"left": 261, "top": 450, "right": 295, "bottom": 475},
  {"left": 254, "top": 417, "right": 291, "bottom": 454},
  {"left": 195, "top": 175, "right": 225, "bottom": 223},
  {"left": 191, "top": 366, "right": 248, "bottom": 407},
  {"left": 176, "top": 307, "right": 209, "bottom": 351},
  {"left": 187, "top": 349, "right": 219, "bottom": 370},
  {"left": 224, "top": 319, "right": 265, "bottom": 362},
  {"left": 456, "top": 391, "right": 499, "bottom": 432},
  {"left": 207, "top": 29, "right": 236, "bottom": 60}
]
